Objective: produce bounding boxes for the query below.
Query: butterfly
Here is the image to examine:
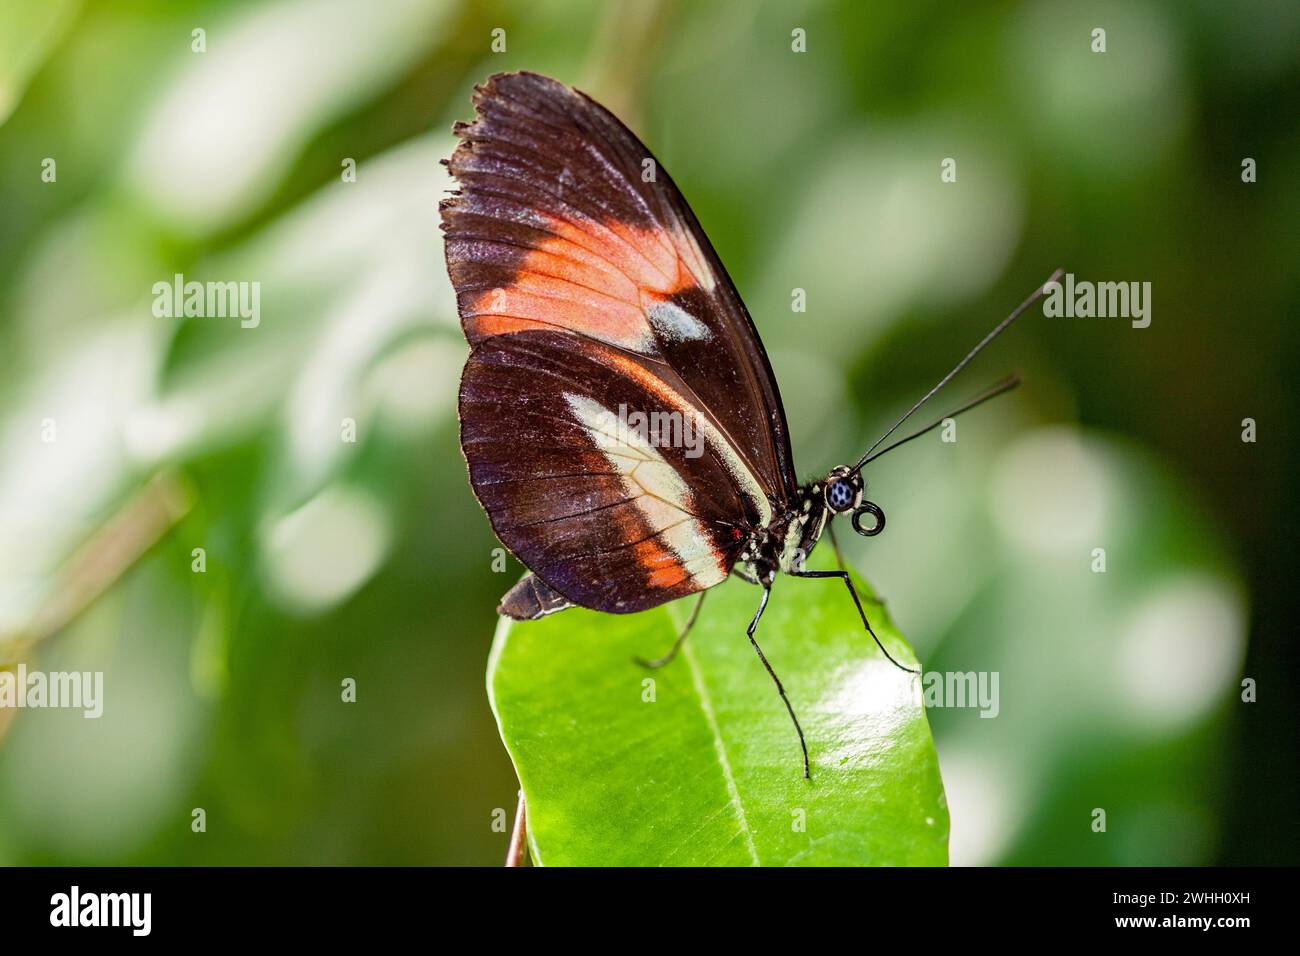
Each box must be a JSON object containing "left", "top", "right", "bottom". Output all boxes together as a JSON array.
[{"left": 441, "top": 71, "right": 1059, "bottom": 777}]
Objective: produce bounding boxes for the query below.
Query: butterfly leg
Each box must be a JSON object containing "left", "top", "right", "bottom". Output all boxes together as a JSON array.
[
  {"left": 746, "top": 582, "right": 811, "bottom": 779},
  {"left": 635, "top": 591, "right": 706, "bottom": 669},
  {"left": 789, "top": 569, "right": 919, "bottom": 674}
]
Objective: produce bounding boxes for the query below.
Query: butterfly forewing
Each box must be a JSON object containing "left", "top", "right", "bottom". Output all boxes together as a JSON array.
[{"left": 443, "top": 72, "right": 796, "bottom": 613}]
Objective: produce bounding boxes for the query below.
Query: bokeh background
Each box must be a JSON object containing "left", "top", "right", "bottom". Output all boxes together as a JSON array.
[{"left": 1, "top": 0, "right": 1296, "bottom": 866}]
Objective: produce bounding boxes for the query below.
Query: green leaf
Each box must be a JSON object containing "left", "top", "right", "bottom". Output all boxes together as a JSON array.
[{"left": 487, "top": 560, "right": 949, "bottom": 866}]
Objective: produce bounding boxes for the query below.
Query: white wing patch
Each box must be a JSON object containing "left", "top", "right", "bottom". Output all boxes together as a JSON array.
[
  {"left": 646, "top": 299, "right": 713, "bottom": 343},
  {"left": 565, "top": 393, "right": 727, "bottom": 587}
]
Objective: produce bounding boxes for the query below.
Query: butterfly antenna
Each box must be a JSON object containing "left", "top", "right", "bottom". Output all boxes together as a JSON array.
[
  {"left": 849, "top": 268, "right": 1062, "bottom": 477},
  {"left": 856, "top": 374, "right": 1021, "bottom": 468}
]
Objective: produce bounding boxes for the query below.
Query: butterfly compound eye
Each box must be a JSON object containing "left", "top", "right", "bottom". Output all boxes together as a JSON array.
[{"left": 826, "top": 479, "right": 856, "bottom": 513}]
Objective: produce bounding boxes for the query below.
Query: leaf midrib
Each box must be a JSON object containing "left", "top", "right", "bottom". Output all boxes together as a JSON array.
[{"left": 680, "top": 636, "right": 761, "bottom": 866}]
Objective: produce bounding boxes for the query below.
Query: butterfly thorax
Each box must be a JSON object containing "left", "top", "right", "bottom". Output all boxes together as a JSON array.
[{"left": 735, "top": 465, "right": 866, "bottom": 584}]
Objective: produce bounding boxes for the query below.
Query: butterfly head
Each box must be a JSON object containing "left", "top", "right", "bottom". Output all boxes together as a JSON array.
[
  {"left": 822, "top": 466, "right": 862, "bottom": 513},
  {"left": 822, "top": 465, "right": 885, "bottom": 539}
]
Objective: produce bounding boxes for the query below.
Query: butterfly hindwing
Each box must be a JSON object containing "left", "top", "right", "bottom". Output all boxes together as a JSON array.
[{"left": 460, "top": 329, "right": 755, "bottom": 613}]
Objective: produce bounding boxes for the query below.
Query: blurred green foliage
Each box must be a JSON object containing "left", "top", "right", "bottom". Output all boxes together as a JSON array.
[{"left": 0, "top": 0, "right": 1295, "bottom": 865}]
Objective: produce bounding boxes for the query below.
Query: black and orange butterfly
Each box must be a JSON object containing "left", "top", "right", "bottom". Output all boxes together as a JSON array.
[{"left": 441, "top": 72, "right": 1059, "bottom": 777}]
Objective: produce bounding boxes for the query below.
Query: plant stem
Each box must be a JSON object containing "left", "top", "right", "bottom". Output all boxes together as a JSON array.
[
  {"left": 7, "top": 471, "right": 191, "bottom": 654},
  {"left": 505, "top": 789, "right": 528, "bottom": 867}
]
